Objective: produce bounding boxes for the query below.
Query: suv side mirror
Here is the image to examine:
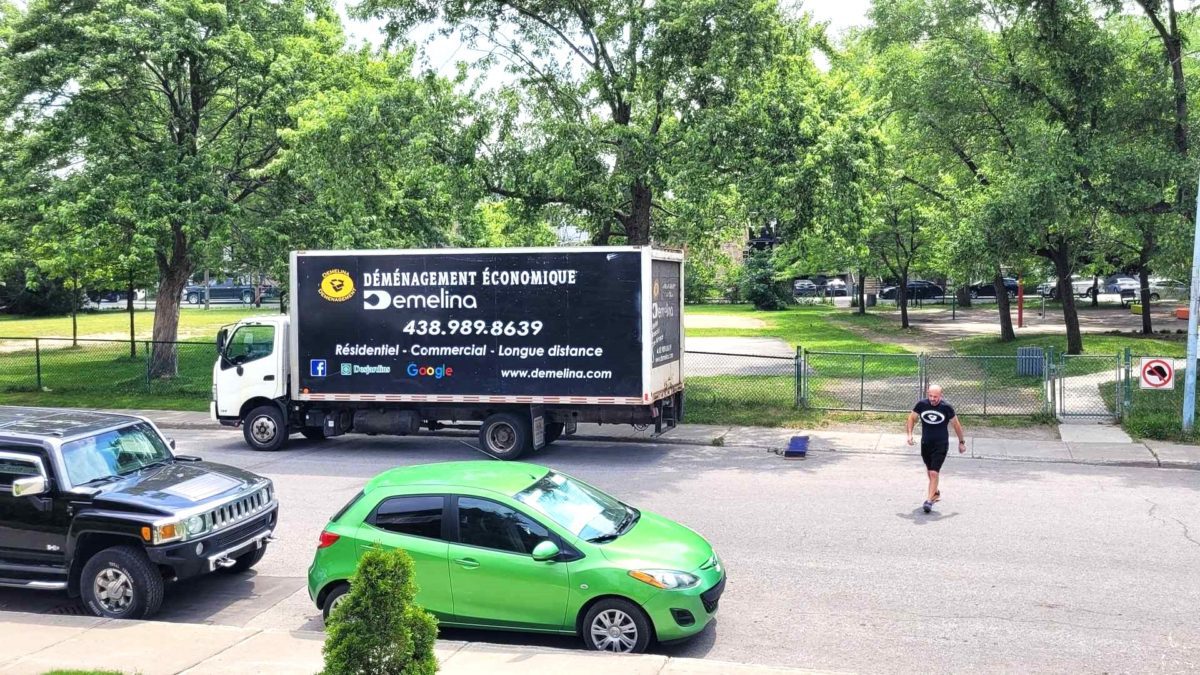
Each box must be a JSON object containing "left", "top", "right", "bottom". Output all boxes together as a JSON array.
[
  {"left": 13, "top": 475, "right": 47, "bottom": 497},
  {"left": 531, "top": 540, "right": 560, "bottom": 562}
]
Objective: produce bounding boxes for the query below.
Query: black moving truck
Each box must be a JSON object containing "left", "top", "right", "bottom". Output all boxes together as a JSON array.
[{"left": 211, "top": 247, "right": 684, "bottom": 458}]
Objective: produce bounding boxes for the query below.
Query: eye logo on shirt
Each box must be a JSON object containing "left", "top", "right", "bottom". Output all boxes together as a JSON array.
[{"left": 920, "top": 410, "right": 946, "bottom": 425}]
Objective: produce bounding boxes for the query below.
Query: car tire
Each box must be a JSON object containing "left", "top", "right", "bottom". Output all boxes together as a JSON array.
[
  {"left": 1150, "top": 293, "right": 1160, "bottom": 302},
  {"left": 186, "top": 293, "right": 200, "bottom": 305},
  {"left": 300, "top": 426, "right": 327, "bottom": 441},
  {"left": 1085, "top": 288, "right": 1095, "bottom": 299},
  {"left": 479, "top": 413, "right": 530, "bottom": 460},
  {"left": 81, "top": 545, "right": 164, "bottom": 620},
  {"left": 969, "top": 290, "right": 978, "bottom": 300},
  {"left": 322, "top": 583, "right": 350, "bottom": 623},
  {"left": 241, "top": 290, "right": 255, "bottom": 304},
  {"left": 543, "top": 422, "right": 565, "bottom": 446},
  {"left": 243, "top": 405, "right": 288, "bottom": 452},
  {"left": 581, "top": 598, "right": 653, "bottom": 653},
  {"left": 224, "top": 546, "right": 266, "bottom": 574}
]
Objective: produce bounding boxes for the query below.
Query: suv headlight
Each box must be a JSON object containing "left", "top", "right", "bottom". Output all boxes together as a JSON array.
[
  {"left": 628, "top": 569, "right": 701, "bottom": 590},
  {"left": 184, "top": 514, "right": 210, "bottom": 538}
]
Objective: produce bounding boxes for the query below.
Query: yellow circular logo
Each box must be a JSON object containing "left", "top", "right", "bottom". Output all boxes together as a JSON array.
[{"left": 319, "top": 269, "right": 355, "bottom": 302}]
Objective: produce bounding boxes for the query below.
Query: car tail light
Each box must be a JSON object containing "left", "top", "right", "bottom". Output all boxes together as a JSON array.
[{"left": 317, "top": 530, "right": 340, "bottom": 549}]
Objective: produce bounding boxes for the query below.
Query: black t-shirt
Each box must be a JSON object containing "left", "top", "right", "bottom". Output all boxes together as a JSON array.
[{"left": 913, "top": 399, "right": 956, "bottom": 444}]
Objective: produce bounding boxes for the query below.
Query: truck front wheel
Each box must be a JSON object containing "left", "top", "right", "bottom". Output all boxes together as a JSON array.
[
  {"left": 479, "top": 413, "right": 530, "bottom": 460},
  {"left": 244, "top": 405, "right": 288, "bottom": 452},
  {"left": 81, "top": 545, "right": 164, "bottom": 620}
]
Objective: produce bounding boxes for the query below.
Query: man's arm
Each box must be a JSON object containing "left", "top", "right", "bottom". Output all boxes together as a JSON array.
[
  {"left": 906, "top": 412, "right": 918, "bottom": 445},
  {"left": 952, "top": 417, "right": 966, "bottom": 452}
]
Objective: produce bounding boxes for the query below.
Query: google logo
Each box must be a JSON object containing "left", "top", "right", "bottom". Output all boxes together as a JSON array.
[{"left": 407, "top": 363, "right": 454, "bottom": 379}]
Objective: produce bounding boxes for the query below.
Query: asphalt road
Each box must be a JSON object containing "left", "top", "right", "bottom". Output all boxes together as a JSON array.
[{"left": 3, "top": 429, "right": 1199, "bottom": 673}]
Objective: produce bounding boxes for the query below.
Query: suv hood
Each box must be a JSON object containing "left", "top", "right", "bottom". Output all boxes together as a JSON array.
[
  {"left": 598, "top": 510, "right": 714, "bottom": 571},
  {"left": 89, "top": 461, "right": 266, "bottom": 515}
]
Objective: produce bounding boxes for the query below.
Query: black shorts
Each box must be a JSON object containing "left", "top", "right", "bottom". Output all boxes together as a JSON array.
[{"left": 921, "top": 441, "right": 949, "bottom": 472}]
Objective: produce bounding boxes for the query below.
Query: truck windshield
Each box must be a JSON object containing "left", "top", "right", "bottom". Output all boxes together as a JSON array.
[
  {"left": 61, "top": 423, "right": 174, "bottom": 487},
  {"left": 514, "top": 471, "right": 629, "bottom": 541}
]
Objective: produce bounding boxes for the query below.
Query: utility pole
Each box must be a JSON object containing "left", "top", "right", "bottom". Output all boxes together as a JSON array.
[{"left": 1182, "top": 173, "right": 1200, "bottom": 431}]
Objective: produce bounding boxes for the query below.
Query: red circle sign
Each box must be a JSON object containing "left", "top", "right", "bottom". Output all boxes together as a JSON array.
[{"left": 1141, "top": 358, "right": 1174, "bottom": 388}]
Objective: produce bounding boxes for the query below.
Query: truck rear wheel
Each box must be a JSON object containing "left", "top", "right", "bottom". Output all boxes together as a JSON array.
[
  {"left": 81, "top": 545, "right": 164, "bottom": 620},
  {"left": 479, "top": 413, "right": 530, "bottom": 460},
  {"left": 244, "top": 405, "right": 288, "bottom": 452}
]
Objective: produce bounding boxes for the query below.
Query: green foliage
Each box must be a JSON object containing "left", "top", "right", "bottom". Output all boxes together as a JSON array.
[
  {"left": 740, "top": 251, "right": 791, "bottom": 311},
  {"left": 322, "top": 548, "right": 438, "bottom": 675}
]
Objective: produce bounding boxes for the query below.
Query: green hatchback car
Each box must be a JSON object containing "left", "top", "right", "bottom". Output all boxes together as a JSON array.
[{"left": 307, "top": 461, "right": 725, "bottom": 653}]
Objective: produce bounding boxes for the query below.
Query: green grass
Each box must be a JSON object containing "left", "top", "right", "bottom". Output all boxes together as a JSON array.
[
  {"left": 1100, "top": 370, "right": 1197, "bottom": 443},
  {"left": 0, "top": 307, "right": 277, "bottom": 341},
  {"left": 685, "top": 304, "right": 909, "bottom": 354}
]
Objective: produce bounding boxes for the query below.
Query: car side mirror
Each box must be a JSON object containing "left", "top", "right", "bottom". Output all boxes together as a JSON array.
[
  {"left": 13, "top": 475, "right": 47, "bottom": 497},
  {"left": 169, "top": 438, "right": 176, "bottom": 450},
  {"left": 531, "top": 540, "right": 560, "bottom": 562}
]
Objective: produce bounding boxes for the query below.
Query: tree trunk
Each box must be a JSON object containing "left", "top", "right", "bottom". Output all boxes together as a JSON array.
[
  {"left": 1139, "top": 266, "right": 1153, "bottom": 335},
  {"left": 127, "top": 270, "right": 136, "bottom": 358},
  {"left": 1052, "top": 253, "right": 1083, "bottom": 354},
  {"left": 1090, "top": 275, "right": 1099, "bottom": 308},
  {"left": 150, "top": 265, "right": 192, "bottom": 378},
  {"left": 956, "top": 286, "right": 972, "bottom": 308},
  {"left": 898, "top": 271, "right": 910, "bottom": 329},
  {"left": 856, "top": 268, "right": 866, "bottom": 315},
  {"left": 994, "top": 273, "right": 1015, "bottom": 341},
  {"left": 625, "top": 179, "right": 653, "bottom": 245}
]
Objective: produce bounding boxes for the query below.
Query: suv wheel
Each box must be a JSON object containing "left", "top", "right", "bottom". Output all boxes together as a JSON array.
[
  {"left": 224, "top": 547, "right": 266, "bottom": 574},
  {"left": 244, "top": 405, "right": 288, "bottom": 452},
  {"left": 582, "top": 598, "right": 652, "bottom": 653},
  {"left": 479, "top": 413, "right": 530, "bottom": 460},
  {"left": 241, "top": 290, "right": 255, "bottom": 304},
  {"left": 81, "top": 545, "right": 164, "bottom": 620}
]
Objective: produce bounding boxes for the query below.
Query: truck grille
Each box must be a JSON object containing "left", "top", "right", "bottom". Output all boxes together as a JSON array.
[{"left": 204, "top": 486, "right": 272, "bottom": 532}]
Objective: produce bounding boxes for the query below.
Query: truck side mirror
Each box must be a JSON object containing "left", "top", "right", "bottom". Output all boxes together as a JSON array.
[
  {"left": 13, "top": 475, "right": 47, "bottom": 498},
  {"left": 216, "top": 328, "right": 228, "bottom": 352}
]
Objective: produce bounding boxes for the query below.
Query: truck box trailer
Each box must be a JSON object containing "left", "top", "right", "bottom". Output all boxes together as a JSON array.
[{"left": 211, "top": 246, "right": 684, "bottom": 458}]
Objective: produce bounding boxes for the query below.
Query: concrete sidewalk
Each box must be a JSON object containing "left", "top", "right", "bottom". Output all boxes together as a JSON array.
[
  {"left": 125, "top": 409, "right": 1200, "bottom": 469},
  {"left": 0, "top": 612, "right": 827, "bottom": 675}
]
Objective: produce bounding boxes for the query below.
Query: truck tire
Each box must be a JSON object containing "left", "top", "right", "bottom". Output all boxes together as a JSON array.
[
  {"left": 300, "top": 427, "right": 327, "bottom": 441},
  {"left": 81, "top": 545, "right": 164, "bottom": 620},
  {"left": 479, "top": 413, "right": 530, "bottom": 460},
  {"left": 224, "top": 546, "right": 266, "bottom": 574},
  {"left": 544, "top": 422, "right": 565, "bottom": 446},
  {"left": 244, "top": 405, "right": 288, "bottom": 452}
]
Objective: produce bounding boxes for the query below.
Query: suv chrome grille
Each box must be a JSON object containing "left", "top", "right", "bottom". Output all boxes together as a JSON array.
[{"left": 204, "top": 486, "right": 272, "bottom": 532}]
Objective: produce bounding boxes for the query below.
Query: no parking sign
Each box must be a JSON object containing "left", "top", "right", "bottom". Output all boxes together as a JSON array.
[{"left": 1140, "top": 358, "right": 1175, "bottom": 390}]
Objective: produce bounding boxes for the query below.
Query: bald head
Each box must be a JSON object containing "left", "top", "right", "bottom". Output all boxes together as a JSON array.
[{"left": 927, "top": 384, "right": 943, "bottom": 405}]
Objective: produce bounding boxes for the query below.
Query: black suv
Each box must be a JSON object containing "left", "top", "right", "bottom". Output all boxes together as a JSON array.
[{"left": 0, "top": 407, "right": 277, "bottom": 619}]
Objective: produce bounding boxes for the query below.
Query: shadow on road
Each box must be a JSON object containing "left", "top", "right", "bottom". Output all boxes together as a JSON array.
[{"left": 895, "top": 507, "right": 961, "bottom": 525}]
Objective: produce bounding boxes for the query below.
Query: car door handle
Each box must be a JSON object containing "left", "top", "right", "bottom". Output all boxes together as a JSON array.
[
  {"left": 264, "top": 375, "right": 275, "bottom": 381},
  {"left": 453, "top": 558, "right": 479, "bottom": 569}
]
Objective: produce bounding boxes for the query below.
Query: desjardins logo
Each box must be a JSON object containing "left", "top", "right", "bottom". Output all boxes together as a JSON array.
[{"left": 319, "top": 269, "right": 355, "bottom": 302}]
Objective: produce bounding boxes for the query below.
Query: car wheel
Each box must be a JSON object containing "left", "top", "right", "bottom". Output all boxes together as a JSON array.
[
  {"left": 543, "top": 422, "right": 565, "bottom": 446},
  {"left": 243, "top": 405, "right": 288, "bottom": 452},
  {"left": 969, "top": 290, "right": 978, "bottom": 300},
  {"left": 322, "top": 583, "right": 350, "bottom": 623},
  {"left": 300, "top": 426, "right": 327, "bottom": 441},
  {"left": 582, "top": 598, "right": 653, "bottom": 653},
  {"left": 1150, "top": 293, "right": 1160, "bottom": 302},
  {"left": 241, "top": 290, "right": 255, "bottom": 304},
  {"left": 479, "top": 413, "right": 530, "bottom": 460},
  {"left": 1085, "top": 288, "right": 1095, "bottom": 299},
  {"left": 186, "top": 293, "right": 200, "bottom": 305},
  {"left": 224, "top": 546, "right": 266, "bottom": 574},
  {"left": 81, "top": 545, "right": 164, "bottom": 620}
]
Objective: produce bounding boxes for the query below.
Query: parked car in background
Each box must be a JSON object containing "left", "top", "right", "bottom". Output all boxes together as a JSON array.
[
  {"left": 880, "top": 280, "right": 943, "bottom": 300},
  {"left": 308, "top": 462, "right": 724, "bottom": 653},
  {"left": 792, "top": 279, "right": 818, "bottom": 296},
  {"left": 968, "top": 277, "right": 1019, "bottom": 299},
  {"left": 1148, "top": 277, "right": 1187, "bottom": 301},
  {"left": 1037, "top": 276, "right": 1101, "bottom": 299},
  {"left": 183, "top": 278, "right": 279, "bottom": 305},
  {"left": 825, "top": 278, "right": 848, "bottom": 296},
  {"left": 1104, "top": 276, "right": 1139, "bottom": 295}
]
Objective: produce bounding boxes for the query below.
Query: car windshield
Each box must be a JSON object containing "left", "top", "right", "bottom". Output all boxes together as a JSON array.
[
  {"left": 61, "top": 422, "right": 173, "bottom": 487},
  {"left": 515, "top": 471, "right": 629, "bottom": 541}
]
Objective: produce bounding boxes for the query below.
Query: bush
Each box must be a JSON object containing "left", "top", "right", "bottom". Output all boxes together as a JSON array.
[
  {"left": 740, "top": 250, "right": 791, "bottom": 310},
  {"left": 322, "top": 548, "right": 438, "bottom": 675}
]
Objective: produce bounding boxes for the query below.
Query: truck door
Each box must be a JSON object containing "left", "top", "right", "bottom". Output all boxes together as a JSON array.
[{"left": 216, "top": 323, "right": 284, "bottom": 417}]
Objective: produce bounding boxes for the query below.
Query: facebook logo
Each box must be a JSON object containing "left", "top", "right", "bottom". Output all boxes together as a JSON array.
[{"left": 310, "top": 359, "right": 327, "bottom": 377}]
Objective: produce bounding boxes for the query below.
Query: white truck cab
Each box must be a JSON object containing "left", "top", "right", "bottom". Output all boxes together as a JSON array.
[{"left": 213, "top": 316, "right": 292, "bottom": 448}]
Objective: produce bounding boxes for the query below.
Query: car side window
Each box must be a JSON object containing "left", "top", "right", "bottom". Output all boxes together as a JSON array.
[
  {"left": 0, "top": 454, "right": 41, "bottom": 489},
  {"left": 224, "top": 325, "right": 275, "bottom": 366},
  {"left": 457, "top": 497, "right": 551, "bottom": 555},
  {"left": 370, "top": 495, "right": 444, "bottom": 540}
]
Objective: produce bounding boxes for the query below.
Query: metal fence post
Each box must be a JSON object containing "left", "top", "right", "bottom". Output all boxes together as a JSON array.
[
  {"left": 34, "top": 337, "right": 41, "bottom": 390},
  {"left": 860, "top": 353, "right": 866, "bottom": 411},
  {"left": 1123, "top": 347, "right": 1132, "bottom": 417},
  {"left": 144, "top": 341, "right": 152, "bottom": 390},
  {"left": 795, "top": 346, "right": 802, "bottom": 409},
  {"left": 983, "top": 361, "right": 989, "bottom": 415}
]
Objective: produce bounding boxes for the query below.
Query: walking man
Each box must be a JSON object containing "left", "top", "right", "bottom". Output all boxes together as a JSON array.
[{"left": 906, "top": 384, "right": 966, "bottom": 513}]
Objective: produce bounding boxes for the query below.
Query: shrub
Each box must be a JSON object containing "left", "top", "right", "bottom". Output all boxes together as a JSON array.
[
  {"left": 322, "top": 548, "right": 439, "bottom": 675},
  {"left": 740, "top": 250, "right": 791, "bottom": 310}
]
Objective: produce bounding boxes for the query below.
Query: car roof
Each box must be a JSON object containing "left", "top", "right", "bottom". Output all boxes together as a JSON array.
[
  {"left": 0, "top": 406, "right": 142, "bottom": 439},
  {"left": 364, "top": 461, "right": 550, "bottom": 496}
]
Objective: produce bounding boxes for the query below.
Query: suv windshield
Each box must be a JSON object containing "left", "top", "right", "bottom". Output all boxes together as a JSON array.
[
  {"left": 61, "top": 422, "right": 173, "bottom": 487},
  {"left": 515, "top": 471, "right": 631, "bottom": 541}
]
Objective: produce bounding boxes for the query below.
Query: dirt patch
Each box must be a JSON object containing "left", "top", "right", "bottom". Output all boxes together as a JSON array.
[{"left": 685, "top": 314, "right": 767, "bottom": 329}]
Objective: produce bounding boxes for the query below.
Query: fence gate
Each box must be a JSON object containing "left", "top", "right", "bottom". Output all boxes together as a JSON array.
[{"left": 1056, "top": 352, "right": 1122, "bottom": 420}]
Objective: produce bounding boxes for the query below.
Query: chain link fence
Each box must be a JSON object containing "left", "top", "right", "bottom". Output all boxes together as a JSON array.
[
  {"left": 0, "top": 337, "right": 216, "bottom": 397},
  {"left": 684, "top": 350, "right": 799, "bottom": 421}
]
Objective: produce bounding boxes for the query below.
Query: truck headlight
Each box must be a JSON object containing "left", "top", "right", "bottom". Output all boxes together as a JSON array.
[
  {"left": 628, "top": 569, "right": 701, "bottom": 590},
  {"left": 142, "top": 522, "right": 184, "bottom": 545},
  {"left": 184, "top": 515, "right": 209, "bottom": 538}
]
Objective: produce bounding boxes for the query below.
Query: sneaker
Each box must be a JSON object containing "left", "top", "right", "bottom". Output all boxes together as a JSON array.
[
  {"left": 922, "top": 500, "right": 933, "bottom": 514},
  {"left": 933, "top": 490, "right": 941, "bottom": 503}
]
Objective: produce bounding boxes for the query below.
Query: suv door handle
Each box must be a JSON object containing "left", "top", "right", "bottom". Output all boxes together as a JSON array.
[
  {"left": 453, "top": 558, "right": 479, "bottom": 569},
  {"left": 264, "top": 375, "right": 275, "bottom": 381}
]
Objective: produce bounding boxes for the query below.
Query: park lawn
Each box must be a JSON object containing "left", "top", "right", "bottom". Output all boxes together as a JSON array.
[
  {"left": 0, "top": 307, "right": 276, "bottom": 341},
  {"left": 684, "top": 304, "right": 909, "bottom": 354}
]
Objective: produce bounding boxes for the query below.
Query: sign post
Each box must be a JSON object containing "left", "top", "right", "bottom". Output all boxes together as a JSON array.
[{"left": 1184, "top": 173, "right": 1200, "bottom": 431}]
